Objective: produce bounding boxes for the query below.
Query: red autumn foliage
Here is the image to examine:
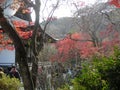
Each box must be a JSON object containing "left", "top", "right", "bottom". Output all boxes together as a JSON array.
[
  {"left": 51, "top": 33, "right": 98, "bottom": 62},
  {"left": 109, "top": 0, "right": 120, "bottom": 8},
  {"left": 14, "top": 27, "right": 33, "bottom": 40},
  {"left": 0, "top": 19, "right": 34, "bottom": 51},
  {"left": 50, "top": 28, "right": 120, "bottom": 62},
  {"left": 0, "top": 0, "right": 34, "bottom": 51},
  {"left": 0, "top": 31, "right": 14, "bottom": 51},
  {"left": 100, "top": 32, "right": 120, "bottom": 56}
]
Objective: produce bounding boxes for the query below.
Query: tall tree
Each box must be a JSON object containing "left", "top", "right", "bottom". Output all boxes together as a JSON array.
[{"left": 0, "top": 0, "right": 57, "bottom": 90}]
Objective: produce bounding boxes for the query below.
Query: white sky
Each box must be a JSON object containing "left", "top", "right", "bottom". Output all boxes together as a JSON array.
[
  {"left": 31, "top": 0, "right": 108, "bottom": 21},
  {"left": 51, "top": 0, "right": 108, "bottom": 18},
  {"left": 1, "top": 0, "right": 108, "bottom": 21}
]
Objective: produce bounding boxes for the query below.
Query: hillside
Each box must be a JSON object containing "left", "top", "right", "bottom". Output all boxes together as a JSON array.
[
  {"left": 41, "top": 2, "right": 120, "bottom": 40},
  {"left": 41, "top": 17, "right": 80, "bottom": 39}
]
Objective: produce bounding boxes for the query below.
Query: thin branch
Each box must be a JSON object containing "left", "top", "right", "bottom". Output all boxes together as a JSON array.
[{"left": 42, "top": 0, "right": 60, "bottom": 42}]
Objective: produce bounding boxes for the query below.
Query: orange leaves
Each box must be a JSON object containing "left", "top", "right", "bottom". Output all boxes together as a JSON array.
[
  {"left": 6, "top": 39, "right": 13, "bottom": 44},
  {"left": 55, "top": 33, "right": 98, "bottom": 62},
  {"left": 0, "top": 32, "right": 14, "bottom": 50},
  {"left": 0, "top": 19, "right": 34, "bottom": 51},
  {"left": 0, "top": 38, "right": 14, "bottom": 51},
  {"left": 12, "top": 20, "right": 28, "bottom": 28},
  {"left": 15, "top": 27, "right": 33, "bottom": 40},
  {"left": 0, "top": 0, "right": 34, "bottom": 51},
  {"left": 80, "top": 44, "right": 98, "bottom": 58},
  {"left": 12, "top": 20, "right": 34, "bottom": 40},
  {"left": 0, "top": 45, "right": 14, "bottom": 51},
  {"left": 13, "top": 20, "right": 34, "bottom": 27},
  {"left": 0, "top": 39, "right": 13, "bottom": 45},
  {"left": 52, "top": 28, "right": 120, "bottom": 62},
  {"left": 0, "top": 47, "right": 3, "bottom": 51},
  {"left": 109, "top": 0, "right": 120, "bottom": 8},
  {"left": 0, "top": 34, "right": 3, "bottom": 39},
  {"left": 71, "top": 33, "right": 81, "bottom": 40},
  {"left": 5, "top": 45, "right": 14, "bottom": 50}
]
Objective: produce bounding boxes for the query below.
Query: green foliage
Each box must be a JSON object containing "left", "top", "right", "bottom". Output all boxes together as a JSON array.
[
  {"left": 57, "top": 84, "right": 70, "bottom": 90},
  {"left": 58, "top": 47, "right": 120, "bottom": 90},
  {"left": 0, "top": 75, "right": 21, "bottom": 90},
  {"left": 94, "top": 46, "right": 120, "bottom": 90},
  {"left": 70, "top": 61, "right": 109, "bottom": 90}
]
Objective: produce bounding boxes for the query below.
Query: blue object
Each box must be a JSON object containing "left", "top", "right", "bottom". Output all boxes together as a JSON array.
[{"left": 0, "top": 49, "right": 15, "bottom": 66}]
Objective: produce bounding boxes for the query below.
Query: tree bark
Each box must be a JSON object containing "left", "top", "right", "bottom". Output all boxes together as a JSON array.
[
  {"left": 0, "top": 7, "right": 34, "bottom": 90},
  {"left": 31, "top": 0, "right": 42, "bottom": 88}
]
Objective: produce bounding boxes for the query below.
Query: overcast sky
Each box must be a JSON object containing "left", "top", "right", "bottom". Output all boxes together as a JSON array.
[
  {"left": 33, "top": 0, "right": 98, "bottom": 21},
  {"left": 50, "top": 0, "right": 108, "bottom": 18},
  {"left": 1, "top": 0, "right": 108, "bottom": 21},
  {"left": 31, "top": 0, "right": 108, "bottom": 21}
]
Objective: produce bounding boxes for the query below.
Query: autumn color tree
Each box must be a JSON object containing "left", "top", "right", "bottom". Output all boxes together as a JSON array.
[
  {"left": 54, "top": 33, "right": 98, "bottom": 62},
  {"left": 0, "top": 1, "right": 40, "bottom": 90},
  {"left": 0, "top": 0, "right": 120, "bottom": 90},
  {"left": 109, "top": 0, "right": 120, "bottom": 8},
  {"left": 0, "top": 0, "right": 57, "bottom": 90},
  {"left": 53, "top": 29, "right": 120, "bottom": 63}
]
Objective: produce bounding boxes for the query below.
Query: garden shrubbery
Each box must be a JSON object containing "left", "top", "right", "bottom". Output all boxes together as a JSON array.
[
  {"left": 0, "top": 74, "right": 21, "bottom": 90},
  {"left": 58, "top": 47, "right": 120, "bottom": 90}
]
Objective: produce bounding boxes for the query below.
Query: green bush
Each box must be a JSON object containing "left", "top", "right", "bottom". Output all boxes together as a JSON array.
[
  {"left": 57, "top": 84, "right": 70, "bottom": 90},
  {"left": 58, "top": 47, "right": 120, "bottom": 90},
  {"left": 94, "top": 47, "right": 120, "bottom": 90},
  {"left": 70, "top": 61, "right": 109, "bottom": 90},
  {"left": 0, "top": 75, "right": 21, "bottom": 90}
]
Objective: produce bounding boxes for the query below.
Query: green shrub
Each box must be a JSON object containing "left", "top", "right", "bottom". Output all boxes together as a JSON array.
[
  {"left": 57, "top": 84, "right": 70, "bottom": 90},
  {"left": 70, "top": 61, "right": 109, "bottom": 90},
  {"left": 94, "top": 46, "right": 120, "bottom": 90},
  {"left": 58, "top": 47, "right": 120, "bottom": 90},
  {"left": 0, "top": 75, "right": 21, "bottom": 90}
]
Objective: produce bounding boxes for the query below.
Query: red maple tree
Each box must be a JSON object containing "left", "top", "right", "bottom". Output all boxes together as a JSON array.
[
  {"left": 51, "top": 33, "right": 98, "bottom": 62},
  {"left": 0, "top": 20, "right": 34, "bottom": 51},
  {"left": 109, "top": 0, "right": 120, "bottom": 8},
  {"left": 51, "top": 28, "right": 120, "bottom": 62},
  {"left": 0, "top": 0, "right": 34, "bottom": 51}
]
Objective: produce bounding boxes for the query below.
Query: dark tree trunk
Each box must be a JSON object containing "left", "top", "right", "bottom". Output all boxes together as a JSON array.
[
  {"left": 0, "top": 7, "right": 34, "bottom": 90},
  {"left": 31, "top": 57, "right": 38, "bottom": 88},
  {"left": 18, "top": 56, "right": 34, "bottom": 90},
  {"left": 30, "top": 0, "right": 41, "bottom": 88}
]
